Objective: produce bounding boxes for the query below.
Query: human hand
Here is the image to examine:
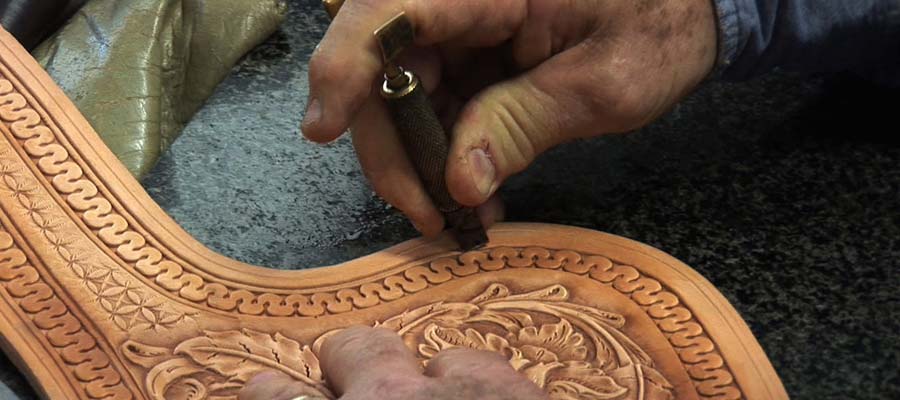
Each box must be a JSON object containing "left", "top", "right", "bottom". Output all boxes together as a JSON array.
[
  {"left": 303, "top": 0, "right": 718, "bottom": 236},
  {"left": 239, "top": 326, "right": 547, "bottom": 400}
]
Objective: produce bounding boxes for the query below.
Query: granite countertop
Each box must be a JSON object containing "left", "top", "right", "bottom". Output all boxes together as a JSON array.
[{"left": 1, "top": 0, "right": 898, "bottom": 398}]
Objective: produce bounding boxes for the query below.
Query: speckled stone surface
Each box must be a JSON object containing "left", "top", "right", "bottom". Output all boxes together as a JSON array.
[{"left": 1, "top": 0, "right": 898, "bottom": 399}]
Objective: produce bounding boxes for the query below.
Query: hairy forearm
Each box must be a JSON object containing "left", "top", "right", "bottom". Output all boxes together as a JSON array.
[{"left": 713, "top": 0, "right": 900, "bottom": 80}]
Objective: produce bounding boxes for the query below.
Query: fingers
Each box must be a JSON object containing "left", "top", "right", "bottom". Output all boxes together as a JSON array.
[
  {"left": 239, "top": 371, "right": 328, "bottom": 400},
  {"left": 350, "top": 97, "right": 444, "bottom": 236},
  {"left": 445, "top": 45, "right": 627, "bottom": 207},
  {"left": 302, "top": 0, "right": 401, "bottom": 142},
  {"left": 424, "top": 347, "right": 515, "bottom": 378},
  {"left": 477, "top": 194, "right": 505, "bottom": 229},
  {"left": 257, "top": 328, "right": 545, "bottom": 400},
  {"left": 303, "top": 0, "right": 530, "bottom": 143},
  {"left": 423, "top": 347, "right": 547, "bottom": 399},
  {"left": 405, "top": 0, "right": 527, "bottom": 47},
  {"left": 352, "top": 97, "right": 503, "bottom": 234},
  {"left": 319, "top": 326, "right": 425, "bottom": 398}
]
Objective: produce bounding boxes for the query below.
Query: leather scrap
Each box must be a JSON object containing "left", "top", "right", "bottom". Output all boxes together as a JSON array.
[
  {"left": 31, "top": 0, "right": 288, "bottom": 177},
  {"left": 0, "top": 0, "right": 87, "bottom": 50}
]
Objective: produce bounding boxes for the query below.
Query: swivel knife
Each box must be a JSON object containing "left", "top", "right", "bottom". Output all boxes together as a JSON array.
[{"left": 321, "top": 0, "right": 488, "bottom": 250}]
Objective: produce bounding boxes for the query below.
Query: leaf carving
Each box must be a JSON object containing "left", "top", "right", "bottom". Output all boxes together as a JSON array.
[
  {"left": 174, "top": 329, "right": 324, "bottom": 387},
  {"left": 548, "top": 377, "right": 628, "bottom": 400},
  {"left": 121, "top": 340, "right": 171, "bottom": 368},
  {"left": 379, "top": 301, "right": 478, "bottom": 334},
  {"left": 556, "top": 303, "right": 626, "bottom": 328},
  {"left": 144, "top": 359, "right": 206, "bottom": 400},
  {"left": 547, "top": 364, "right": 628, "bottom": 400},
  {"left": 515, "top": 320, "right": 587, "bottom": 362},
  {"left": 377, "top": 301, "right": 446, "bottom": 331},
  {"left": 419, "top": 324, "right": 511, "bottom": 358},
  {"left": 470, "top": 283, "right": 511, "bottom": 303},
  {"left": 468, "top": 310, "right": 534, "bottom": 331},
  {"left": 123, "top": 284, "right": 674, "bottom": 400},
  {"left": 498, "top": 284, "right": 569, "bottom": 303}
]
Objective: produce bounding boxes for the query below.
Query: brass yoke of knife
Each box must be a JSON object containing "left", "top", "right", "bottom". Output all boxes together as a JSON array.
[{"left": 322, "top": 1, "right": 488, "bottom": 250}]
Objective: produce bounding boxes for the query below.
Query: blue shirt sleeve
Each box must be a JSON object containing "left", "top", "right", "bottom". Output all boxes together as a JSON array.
[{"left": 712, "top": 0, "right": 900, "bottom": 82}]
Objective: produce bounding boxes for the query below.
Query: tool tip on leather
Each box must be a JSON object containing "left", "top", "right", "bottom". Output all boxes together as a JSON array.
[
  {"left": 454, "top": 228, "right": 488, "bottom": 251},
  {"left": 445, "top": 208, "right": 488, "bottom": 251}
]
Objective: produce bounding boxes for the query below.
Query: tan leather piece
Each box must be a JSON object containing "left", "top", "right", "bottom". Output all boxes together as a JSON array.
[
  {"left": 30, "top": 0, "right": 288, "bottom": 178},
  {"left": 0, "top": 29, "right": 787, "bottom": 400}
]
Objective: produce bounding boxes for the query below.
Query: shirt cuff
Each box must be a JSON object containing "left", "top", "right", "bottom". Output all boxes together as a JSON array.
[{"left": 708, "top": 0, "right": 742, "bottom": 79}]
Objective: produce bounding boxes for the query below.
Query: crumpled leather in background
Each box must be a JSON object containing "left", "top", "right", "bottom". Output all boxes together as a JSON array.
[
  {"left": 0, "top": 0, "right": 87, "bottom": 50},
  {"left": 33, "top": 0, "right": 288, "bottom": 177}
]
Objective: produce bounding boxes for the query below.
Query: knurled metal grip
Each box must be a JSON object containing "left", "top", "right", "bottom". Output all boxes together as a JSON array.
[
  {"left": 381, "top": 73, "right": 453, "bottom": 211},
  {"left": 323, "top": 4, "right": 488, "bottom": 249},
  {"left": 381, "top": 72, "right": 488, "bottom": 249},
  {"left": 372, "top": 12, "right": 486, "bottom": 249}
]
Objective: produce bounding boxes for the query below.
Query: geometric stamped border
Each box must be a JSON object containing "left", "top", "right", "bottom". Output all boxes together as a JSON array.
[{"left": 0, "top": 219, "right": 134, "bottom": 399}]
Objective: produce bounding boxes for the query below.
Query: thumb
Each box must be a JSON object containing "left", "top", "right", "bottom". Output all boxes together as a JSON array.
[{"left": 446, "top": 54, "right": 609, "bottom": 207}]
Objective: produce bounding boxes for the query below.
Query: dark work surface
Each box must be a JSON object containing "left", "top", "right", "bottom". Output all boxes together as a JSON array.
[{"left": 2, "top": 0, "right": 899, "bottom": 399}]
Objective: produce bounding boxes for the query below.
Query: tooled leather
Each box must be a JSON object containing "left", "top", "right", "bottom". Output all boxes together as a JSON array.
[
  {"left": 0, "top": 61, "right": 742, "bottom": 398},
  {"left": 0, "top": 23, "right": 786, "bottom": 400},
  {"left": 0, "top": 224, "right": 134, "bottom": 399}
]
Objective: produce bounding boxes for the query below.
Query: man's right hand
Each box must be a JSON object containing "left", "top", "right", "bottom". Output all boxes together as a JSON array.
[{"left": 302, "top": 0, "right": 718, "bottom": 235}]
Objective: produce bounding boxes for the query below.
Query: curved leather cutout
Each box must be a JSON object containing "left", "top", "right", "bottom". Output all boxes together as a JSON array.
[{"left": 0, "top": 28, "right": 787, "bottom": 399}]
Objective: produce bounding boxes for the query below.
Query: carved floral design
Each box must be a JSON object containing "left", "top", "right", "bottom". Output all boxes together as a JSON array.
[
  {"left": 0, "top": 65, "right": 736, "bottom": 395},
  {"left": 0, "top": 32, "right": 776, "bottom": 400},
  {"left": 125, "top": 284, "right": 673, "bottom": 400},
  {"left": 379, "top": 283, "right": 674, "bottom": 400},
  {"left": 123, "top": 329, "right": 331, "bottom": 400}
]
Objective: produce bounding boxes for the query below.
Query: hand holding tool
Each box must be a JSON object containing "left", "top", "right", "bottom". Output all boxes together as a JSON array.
[{"left": 321, "top": 1, "right": 488, "bottom": 250}]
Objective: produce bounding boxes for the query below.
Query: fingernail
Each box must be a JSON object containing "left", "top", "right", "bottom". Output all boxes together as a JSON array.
[
  {"left": 246, "top": 371, "right": 279, "bottom": 387},
  {"left": 467, "top": 148, "right": 495, "bottom": 198},
  {"left": 302, "top": 97, "right": 322, "bottom": 129}
]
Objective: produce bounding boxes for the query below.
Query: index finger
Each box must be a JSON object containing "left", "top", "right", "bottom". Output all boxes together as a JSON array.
[
  {"left": 319, "top": 326, "right": 425, "bottom": 397},
  {"left": 302, "top": 0, "right": 528, "bottom": 143}
]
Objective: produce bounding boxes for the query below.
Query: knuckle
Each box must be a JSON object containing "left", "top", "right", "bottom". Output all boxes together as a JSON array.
[
  {"left": 582, "top": 69, "right": 651, "bottom": 130},
  {"left": 435, "top": 346, "right": 489, "bottom": 361},
  {"left": 433, "top": 347, "right": 512, "bottom": 374},
  {"left": 351, "top": 141, "right": 391, "bottom": 183},
  {"left": 330, "top": 327, "right": 405, "bottom": 359},
  {"left": 497, "top": 0, "right": 528, "bottom": 38},
  {"left": 439, "top": 374, "right": 540, "bottom": 399},
  {"left": 368, "top": 326, "right": 403, "bottom": 342},
  {"left": 610, "top": 82, "right": 650, "bottom": 123},
  {"left": 485, "top": 92, "right": 540, "bottom": 172},
  {"left": 367, "top": 373, "right": 422, "bottom": 398},
  {"left": 348, "top": 0, "right": 379, "bottom": 13},
  {"left": 307, "top": 52, "right": 346, "bottom": 88},
  {"left": 324, "top": 326, "right": 373, "bottom": 354}
]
